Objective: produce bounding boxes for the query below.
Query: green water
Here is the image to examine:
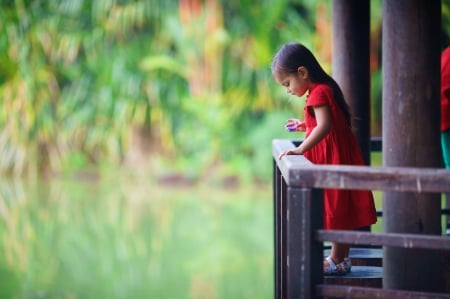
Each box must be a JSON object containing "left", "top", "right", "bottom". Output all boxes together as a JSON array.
[{"left": 0, "top": 177, "right": 273, "bottom": 299}]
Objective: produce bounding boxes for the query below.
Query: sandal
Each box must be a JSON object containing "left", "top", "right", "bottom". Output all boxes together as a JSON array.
[{"left": 323, "top": 256, "right": 352, "bottom": 275}]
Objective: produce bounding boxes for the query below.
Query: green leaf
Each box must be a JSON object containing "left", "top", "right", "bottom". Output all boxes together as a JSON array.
[{"left": 140, "top": 55, "right": 187, "bottom": 79}]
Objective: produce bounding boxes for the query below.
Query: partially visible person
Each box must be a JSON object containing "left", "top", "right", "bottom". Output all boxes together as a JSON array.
[
  {"left": 441, "top": 46, "right": 450, "bottom": 236},
  {"left": 441, "top": 46, "right": 450, "bottom": 169}
]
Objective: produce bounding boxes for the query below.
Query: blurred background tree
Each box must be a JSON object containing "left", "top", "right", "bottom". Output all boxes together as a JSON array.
[{"left": 0, "top": 0, "right": 448, "bottom": 183}]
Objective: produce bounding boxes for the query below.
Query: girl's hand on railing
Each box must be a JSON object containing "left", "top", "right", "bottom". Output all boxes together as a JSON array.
[
  {"left": 278, "top": 146, "right": 304, "bottom": 160},
  {"left": 278, "top": 150, "right": 292, "bottom": 160},
  {"left": 285, "top": 119, "right": 306, "bottom": 132}
]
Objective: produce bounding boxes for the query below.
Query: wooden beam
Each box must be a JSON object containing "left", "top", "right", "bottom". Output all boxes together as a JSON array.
[
  {"left": 316, "top": 230, "right": 450, "bottom": 250},
  {"left": 316, "top": 285, "right": 450, "bottom": 299},
  {"left": 272, "top": 140, "right": 450, "bottom": 193}
]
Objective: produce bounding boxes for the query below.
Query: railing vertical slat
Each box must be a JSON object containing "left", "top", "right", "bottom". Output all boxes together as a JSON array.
[
  {"left": 274, "top": 160, "right": 287, "bottom": 299},
  {"left": 287, "top": 187, "right": 324, "bottom": 299}
]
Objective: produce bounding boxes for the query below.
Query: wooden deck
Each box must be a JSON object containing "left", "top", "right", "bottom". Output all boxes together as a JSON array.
[{"left": 324, "top": 266, "right": 383, "bottom": 288}]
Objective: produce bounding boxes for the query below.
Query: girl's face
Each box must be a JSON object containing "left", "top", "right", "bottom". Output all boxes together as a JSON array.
[{"left": 273, "top": 67, "right": 310, "bottom": 97}]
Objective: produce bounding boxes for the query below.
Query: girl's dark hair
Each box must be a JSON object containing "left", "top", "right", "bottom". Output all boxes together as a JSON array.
[{"left": 271, "top": 42, "right": 351, "bottom": 125}]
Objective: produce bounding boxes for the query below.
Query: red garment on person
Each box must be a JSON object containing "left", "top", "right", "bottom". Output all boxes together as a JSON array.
[
  {"left": 441, "top": 46, "right": 450, "bottom": 132},
  {"left": 303, "top": 83, "right": 377, "bottom": 230}
]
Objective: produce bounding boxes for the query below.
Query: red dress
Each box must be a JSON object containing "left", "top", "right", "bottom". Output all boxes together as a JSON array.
[{"left": 303, "top": 83, "right": 377, "bottom": 230}]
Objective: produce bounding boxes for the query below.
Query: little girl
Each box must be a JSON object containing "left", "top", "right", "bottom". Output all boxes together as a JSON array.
[{"left": 272, "top": 42, "right": 377, "bottom": 275}]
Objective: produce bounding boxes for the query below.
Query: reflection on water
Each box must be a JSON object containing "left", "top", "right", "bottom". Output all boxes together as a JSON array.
[{"left": 0, "top": 176, "right": 273, "bottom": 299}]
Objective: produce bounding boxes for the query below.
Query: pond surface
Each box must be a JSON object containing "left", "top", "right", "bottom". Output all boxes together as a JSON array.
[{"left": 0, "top": 176, "right": 273, "bottom": 299}]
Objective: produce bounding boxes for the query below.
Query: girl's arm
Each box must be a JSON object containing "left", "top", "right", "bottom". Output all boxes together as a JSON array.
[
  {"left": 278, "top": 105, "right": 331, "bottom": 159},
  {"left": 298, "top": 105, "right": 331, "bottom": 153}
]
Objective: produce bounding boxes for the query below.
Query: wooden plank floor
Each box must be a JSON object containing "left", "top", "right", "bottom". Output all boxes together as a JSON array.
[{"left": 324, "top": 266, "right": 383, "bottom": 288}]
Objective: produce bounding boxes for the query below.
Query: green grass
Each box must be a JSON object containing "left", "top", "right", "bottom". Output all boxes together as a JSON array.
[{"left": 370, "top": 152, "right": 383, "bottom": 232}]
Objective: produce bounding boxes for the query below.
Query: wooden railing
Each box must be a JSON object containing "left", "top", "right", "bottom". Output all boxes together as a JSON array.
[{"left": 272, "top": 139, "right": 450, "bottom": 299}]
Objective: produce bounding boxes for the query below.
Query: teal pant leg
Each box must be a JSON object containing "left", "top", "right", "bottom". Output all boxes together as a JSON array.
[
  {"left": 442, "top": 130, "right": 450, "bottom": 235},
  {"left": 442, "top": 129, "right": 450, "bottom": 169}
]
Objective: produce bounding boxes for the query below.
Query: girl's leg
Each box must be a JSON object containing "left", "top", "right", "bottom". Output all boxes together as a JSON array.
[{"left": 328, "top": 242, "right": 350, "bottom": 264}]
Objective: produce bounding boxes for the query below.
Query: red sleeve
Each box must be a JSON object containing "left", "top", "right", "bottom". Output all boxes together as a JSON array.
[
  {"left": 306, "top": 84, "right": 332, "bottom": 107},
  {"left": 442, "top": 88, "right": 450, "bottom": 131}
]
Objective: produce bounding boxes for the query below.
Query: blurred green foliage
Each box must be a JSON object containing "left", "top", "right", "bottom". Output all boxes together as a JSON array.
[
  {"left": 0, "top": 0, "right": 448, "bottom": 182},
  {"left": 0, "top": 177, "right": 274, "bottom": 299},
  {"left": 0, "top": 0, "right": 318, "bottom": 180}
]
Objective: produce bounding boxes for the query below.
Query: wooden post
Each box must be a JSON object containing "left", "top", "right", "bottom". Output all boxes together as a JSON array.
[
  {"left": 332, "top": 0, "right": 371, "bottom": 165},
  {"left": 273, "top": 160, "right": 287, "bottom": 299},
  {"left": 382, "top": 0, "right": 442, "bottom": 292},
  {"left": 286, "top": 187, "right": 323, "bottom": 299}
]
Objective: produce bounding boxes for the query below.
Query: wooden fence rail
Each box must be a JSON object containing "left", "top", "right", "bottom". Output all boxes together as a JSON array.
[{"left": 272, "top": 139, "right": 450, "bottom": 299}]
